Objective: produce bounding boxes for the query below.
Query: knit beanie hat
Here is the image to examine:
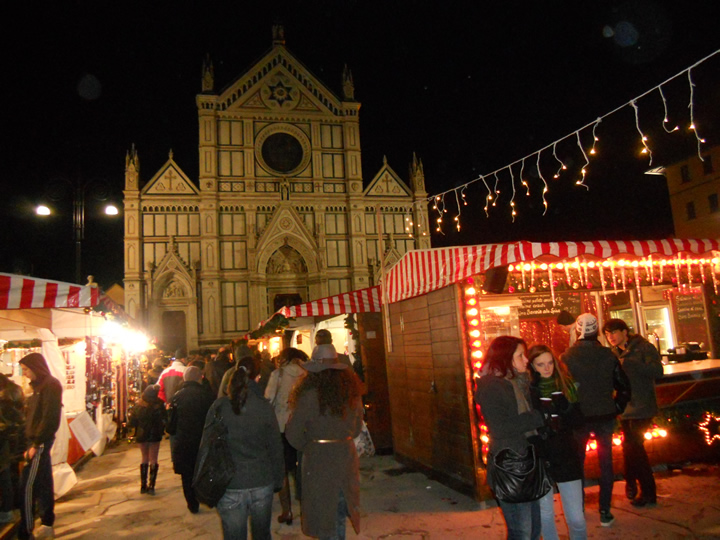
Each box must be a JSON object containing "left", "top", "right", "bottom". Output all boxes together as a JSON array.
[
  {"left": 576, "top": 313, "right": 598, "bottom": 338},
  {"left": 184, "top": 366, "right": 202, "bottom": 383}
]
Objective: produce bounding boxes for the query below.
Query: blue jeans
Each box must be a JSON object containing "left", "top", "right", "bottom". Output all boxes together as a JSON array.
[
  {"left": 577, "top": 419, "right": 615, "bottom": 513},
  {"left": 539, "top": 480, "right": 587, "bottom": 540},
  {"left": 319, "top": 491, "right": 349, "bottom": 540},
  {"left": 216, "top": 484, "right": 273, "bottom": 540},
  {"left": 498, "top": 498, "right": 541, "bottom": 540}
]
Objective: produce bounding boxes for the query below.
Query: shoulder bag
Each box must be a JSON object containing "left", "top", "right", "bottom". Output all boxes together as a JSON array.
[
  {"left": 489, "top": 444, "right": 552, "bottom": 503},
  {"left": 192, "top": 407, "right": 236, "bottom": 508}
]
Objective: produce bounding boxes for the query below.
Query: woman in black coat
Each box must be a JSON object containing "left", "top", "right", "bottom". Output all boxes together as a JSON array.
[
  {"left": 168, "top": 366, "right": 214, "bottom": 513},
  {"left": 127, "top": 384, "right": 165, "bottom": 495}
]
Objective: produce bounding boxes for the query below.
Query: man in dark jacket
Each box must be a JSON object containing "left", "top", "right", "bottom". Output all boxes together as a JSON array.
[
  {"left": 168, "top": 366, "right": 214, "bottom": 513},
  {"left": 0, "top": 373, "right": 25, "bottom": 523},
  {"left": 562, "top": 313, "right": 631, "bottom": 528},
  {"left": 18, "top": 353, "right": 62, "bottom": 540},
  {"left": 604, "top": 318, "right": 664, "bottom": 507}
]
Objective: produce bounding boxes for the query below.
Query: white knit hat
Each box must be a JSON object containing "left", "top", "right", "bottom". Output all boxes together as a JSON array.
[{"left": 575, "top": 313, "right": 598, "bottom": 338}]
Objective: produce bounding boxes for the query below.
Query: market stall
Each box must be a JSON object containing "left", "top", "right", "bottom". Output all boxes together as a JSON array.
[
  {"left": 0, "top": 273, "right": 150, "bottom": 495},
  {"left": 247, "top": 286, "right": 392, "bottom": 450},
  {"left": 382, "top": 239, "right": 720, "bottom": 500}
]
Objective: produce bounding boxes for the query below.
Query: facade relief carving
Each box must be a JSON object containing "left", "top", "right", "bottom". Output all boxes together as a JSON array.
[
  {"left": 163, "top": 280, "right": 186, "bottom": 298},
  {"left": 266, "top": 245, "right": 308, "bottom": 275}
]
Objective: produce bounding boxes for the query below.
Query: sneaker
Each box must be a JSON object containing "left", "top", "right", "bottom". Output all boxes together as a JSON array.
[
  {"left": 631, "top": 496, "right": 657, "bottom": 508},
  {"left": 35, "top": 524, "right": 55, "bottom": 539},
  {"left": 600, "top": 510, "right": 615, "bottom": 527}
]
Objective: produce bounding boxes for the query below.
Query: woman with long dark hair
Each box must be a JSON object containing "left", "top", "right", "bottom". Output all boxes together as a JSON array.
[
  {"left": 474, "top": 336, "right": 546, "bottom": 540},
  {"left": 286, "top": 344, "right": 364, "bottom": 540},
  {"left": 205, "top": 356, "right": 284, "bottom": 540},
  {"left": 127, "top": 384, "right": 165, "bottom": 495},
  {"left": 528, "top": 344, "right": 587, "bottom": 540}
]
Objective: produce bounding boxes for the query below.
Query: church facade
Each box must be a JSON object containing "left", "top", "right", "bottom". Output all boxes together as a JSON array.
[{"left": 123, "top": 28, "right": 431, "bottom": 351}]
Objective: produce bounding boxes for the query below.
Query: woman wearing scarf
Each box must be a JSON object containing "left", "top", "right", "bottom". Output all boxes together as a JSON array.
[
  {"left": 528, "top": 345, "right": 587, "bottom": 540},
  {"left": 474, "top": 336, "right": 546, "bottom": 540}
]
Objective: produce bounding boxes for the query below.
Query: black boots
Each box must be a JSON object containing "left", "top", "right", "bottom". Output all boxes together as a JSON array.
[
  {"left": 140, "top": 464, "right": 149, "bottom": 494},
  {"left": 148, "top": 464, "right": 159, "bottom": 495}
]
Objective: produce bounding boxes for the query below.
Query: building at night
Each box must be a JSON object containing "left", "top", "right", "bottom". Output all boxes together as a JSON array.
[
  {"left": 122, "top": 27, "right": 430, "bottom": 350},
  {"left": 659, "top": 144, "right": 720, "bottom": 239}
]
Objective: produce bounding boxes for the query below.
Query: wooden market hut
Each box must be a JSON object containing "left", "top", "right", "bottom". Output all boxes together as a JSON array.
[{"left": 382, "top": 239, "right": 720, "bottom": 500}]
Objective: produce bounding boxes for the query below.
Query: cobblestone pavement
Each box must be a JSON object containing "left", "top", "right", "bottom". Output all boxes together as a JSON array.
[{"left": 11, "top": 440, "right": 720, "bottom": 539}]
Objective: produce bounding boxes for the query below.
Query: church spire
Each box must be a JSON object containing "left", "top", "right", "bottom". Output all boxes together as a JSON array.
[
  {"left": 201, "top": 54, "right": 214, "bottom": 93},
  {"left": 342, "top": 65, "right": 355, "bottom": 100},
  {"left": 409, "top": 152, "right": 426, "bottom": 194},
  {"left": 125, "top": 144, "right": 140, "bottom": 190},
  {"left": 272, "top": 24, "right": 286, "bottom": 46}
]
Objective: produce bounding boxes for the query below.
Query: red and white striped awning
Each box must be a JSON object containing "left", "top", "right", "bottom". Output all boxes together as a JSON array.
[
  {"left": 276, "top": 285, "right": 381, "bottom": 318},
  {"left": 385, "top": 239, "right": 720, "bottom": 304},
  {"left": 0, "top": 273, "right": 100, "bottom": 310}
]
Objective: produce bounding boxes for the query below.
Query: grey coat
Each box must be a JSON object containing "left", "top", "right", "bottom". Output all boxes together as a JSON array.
[{"left": 286, "top": 388, "right": 363, "bottom": 538}]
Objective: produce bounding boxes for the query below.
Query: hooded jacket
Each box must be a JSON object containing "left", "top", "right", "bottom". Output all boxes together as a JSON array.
[
  {"left": 19, "top": 353, "right": 62, "bottom": 448},
  {"left": 611, "top": 334, "right": 663, "bottom": 419}
]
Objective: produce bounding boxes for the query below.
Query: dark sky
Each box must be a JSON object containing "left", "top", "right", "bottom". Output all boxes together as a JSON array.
[{"left": 3, "top": 1, "right": 720, "bottom": 289}]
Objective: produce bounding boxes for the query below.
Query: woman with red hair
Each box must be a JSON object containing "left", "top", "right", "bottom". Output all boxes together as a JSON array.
[{"left": 474, "top": 336, "right": 546, "bottom": 539}]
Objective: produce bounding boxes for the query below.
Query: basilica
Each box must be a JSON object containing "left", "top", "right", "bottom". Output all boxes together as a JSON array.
[{"left": 122, "top": 27, "right": 431, "bottom": 350}]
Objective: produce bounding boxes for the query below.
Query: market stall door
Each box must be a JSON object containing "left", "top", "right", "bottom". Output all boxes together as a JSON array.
[
  {"left": 387, "top": 285, "right": 476, "bottom": 493},
  {"left": 162, "top": 311, "right": 187, "bottom": 352},
  {"left": 358, "top": 312, "right": 392, "bottom": 451}
]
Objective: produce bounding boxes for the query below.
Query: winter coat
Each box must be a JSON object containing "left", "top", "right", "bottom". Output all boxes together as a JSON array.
[
  {"left": 612, "top": 334, "right": 664, "bottom": 420},
  {"left": 530, "top": 377, "right": 585, "bottom": 483},
  {"left": 264, "top": 362, "right": 305, "bottom": 432},
  {"left": 474, "top": 374, "right": 545, "bottom": 456},
  {"left": 19, "top": 353, "right": 62, "bottom": 449},
  {"left": 157, "top": 361, "right": 186, "bottom": 403},
  {"left": 286, "top": 386, "right": 364, "bottom": 538},
  {"left": 562, "top": 339, "right": 631, "bottom": 422},
  {"left": 204, "top": 357, "right": 233, "bottom": 398},
  {"left": 128, "top": 399, "right": 166, "bottom": 443},
  {"left": 207, "top": 388, "right": 284, "bottom": 491},
  {"left": 168, "top": 380, "right": 214, "bottom": 476}
]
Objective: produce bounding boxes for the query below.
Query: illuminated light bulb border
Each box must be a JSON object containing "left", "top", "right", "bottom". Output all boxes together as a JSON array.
[
  {"left": 416, "top": 48, "right": 719, "bottom": 234},
  {"left": 698, "top": 412, "right": 720, "bottom": 446}
]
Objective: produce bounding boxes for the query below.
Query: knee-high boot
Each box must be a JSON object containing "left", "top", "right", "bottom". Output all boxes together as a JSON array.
[
  {"left": 148, "top": 464, "right": 159, "bottom": 495},
  {"left": 140, "top": 464, "right": 149, "bottom": 494}
]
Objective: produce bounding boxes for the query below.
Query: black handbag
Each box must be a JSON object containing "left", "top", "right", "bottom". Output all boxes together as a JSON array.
[
  {"left": 192, "top": 408, "right": 236, "bottom": 508},
  {"left": 489, "top": 444, "right": 552, "bottom": 503}
]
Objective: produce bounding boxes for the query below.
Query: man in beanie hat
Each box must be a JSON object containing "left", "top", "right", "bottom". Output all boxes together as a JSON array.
[
  {"left": 18, "top": 353, "right": 62, "bottom": 540},
  {"left": 561, "top": 313, "right": 631, "bottom": 527},
  {"left": 167, "top": 366, "right": 213, "bottom": 513}
]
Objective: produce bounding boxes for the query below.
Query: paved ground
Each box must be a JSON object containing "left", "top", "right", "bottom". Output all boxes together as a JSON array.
[{"left": 4, "top": 440, "right": 720, "bottom": 539}]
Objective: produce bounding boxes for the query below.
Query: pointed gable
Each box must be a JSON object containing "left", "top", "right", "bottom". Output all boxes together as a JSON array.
[
  {"left": 217, "top": 45, "right": 343, "bottom": 116},
  {"left": 364, "top": 158, "right": 412, "bottom": 197},
  {"left": 257, "top": 205, "right": 317, "bottom": 250},
  {"left": 143, "top": 153, "right": 199, "bottom": 196}
]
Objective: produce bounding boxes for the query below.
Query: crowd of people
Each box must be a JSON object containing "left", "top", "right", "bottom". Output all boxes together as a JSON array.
[
  {"left": 1, "top": 310, "right": 665, "bottom": 540},
  {"left": 475, "top": 312, "right": 664, "bottom": 540},
  {"left": 123, "top": 329, "right": 364, "bottom": 540}
]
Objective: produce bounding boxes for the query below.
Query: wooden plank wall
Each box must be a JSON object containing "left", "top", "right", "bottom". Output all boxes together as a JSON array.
[
  {"left": 387, "top": 284, "right": 477, "bottom": 491},
  {"left": 358, "top": 312, "right": 393, "bottom": 451}
]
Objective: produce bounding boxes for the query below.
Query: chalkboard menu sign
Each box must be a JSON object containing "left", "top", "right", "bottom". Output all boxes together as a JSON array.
[
  {"left": 673, "top": 289, "right": 708, "bottom": 346},
  {"left": 518, "top": 293, "right": 582, "bottom": 320},
  {"left": 675, "top": 292, "right": 705, "bottom": 323}
]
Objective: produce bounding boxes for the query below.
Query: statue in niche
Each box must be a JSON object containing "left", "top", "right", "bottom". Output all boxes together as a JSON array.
[
  {"left": 266, "top": 245, "right": 307, "bottom": 274},
  {"left": 164, "top": 280, "right": 185, "bottom": 298},
  {"left": 280, "top": 178, "right": 290, "bottom": 201}
]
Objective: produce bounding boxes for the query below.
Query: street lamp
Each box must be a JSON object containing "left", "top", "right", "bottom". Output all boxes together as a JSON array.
[{"left": 36, "top": 177, "right": 119, "bottom": 284}]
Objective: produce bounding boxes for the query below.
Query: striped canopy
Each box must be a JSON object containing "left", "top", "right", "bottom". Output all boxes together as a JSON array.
[
  {"left": 384, "top": 239, "right": 720, "bottom": 304},
  {"left": 276, "top": 285, "right": 381, "bottom": 318},
  {"left": 0, "top": 273, "right": 100, "bottom": 310}
]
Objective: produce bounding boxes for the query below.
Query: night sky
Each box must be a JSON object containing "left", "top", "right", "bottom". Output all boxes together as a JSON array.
[{"left": 3, "top": 1, "right": 720, "bottom": 290}]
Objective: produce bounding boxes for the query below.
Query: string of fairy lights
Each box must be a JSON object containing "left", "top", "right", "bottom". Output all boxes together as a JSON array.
[{"left": 401, "top": 48, "right": 720, "bottom": 236}]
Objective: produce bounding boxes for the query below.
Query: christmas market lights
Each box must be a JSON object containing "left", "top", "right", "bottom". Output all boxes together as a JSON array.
[
  {"left": 420, "top": 48, "right": 720, "bottom": 233},
  {"left": 698, "top": 412, "right": 720, "bottom": 445}
]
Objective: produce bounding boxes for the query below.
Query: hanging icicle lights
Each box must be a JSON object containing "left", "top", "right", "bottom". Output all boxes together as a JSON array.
[{"left": 425, "top": 49, "right": 719, "bottom": 233}]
